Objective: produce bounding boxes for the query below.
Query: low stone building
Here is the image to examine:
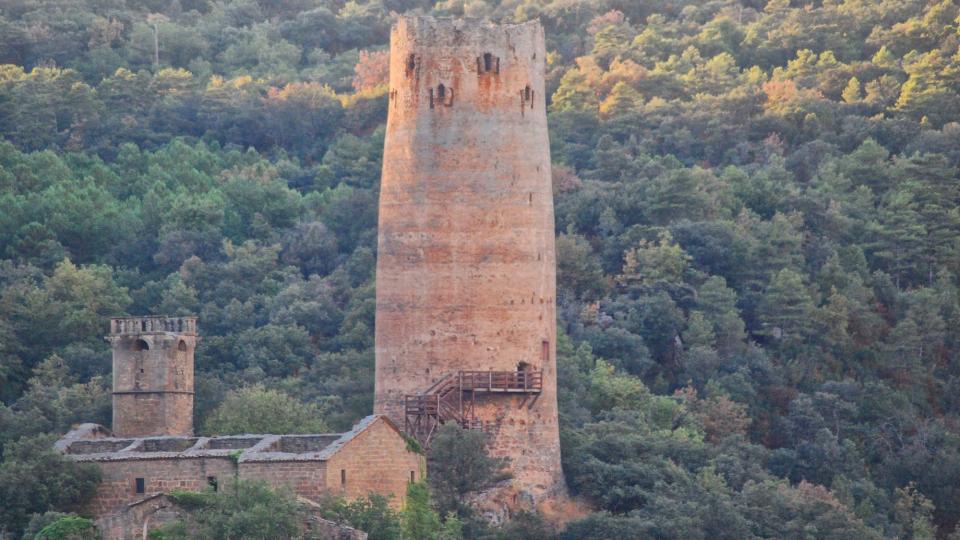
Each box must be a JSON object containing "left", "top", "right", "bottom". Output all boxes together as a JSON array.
[{"left": 57, "top": 316, "right": 421, "bottom": 539}]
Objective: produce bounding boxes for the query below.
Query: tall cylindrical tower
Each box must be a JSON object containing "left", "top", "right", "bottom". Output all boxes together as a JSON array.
[
  {"left": 375, "top": 17, "right": 563, "bottom": 502},
  {"left": 108, "top": 316, "right": 197, "bottom": 437}
]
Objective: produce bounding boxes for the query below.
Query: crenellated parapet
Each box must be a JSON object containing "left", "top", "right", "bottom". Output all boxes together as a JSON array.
[{"left": 110, "top": 316, "right": 198, "bottom": 336}]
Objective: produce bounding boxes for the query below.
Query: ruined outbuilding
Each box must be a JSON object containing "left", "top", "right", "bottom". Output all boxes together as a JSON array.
[{"left": 58, "top": 316, "right": 421, "bottom": 539}]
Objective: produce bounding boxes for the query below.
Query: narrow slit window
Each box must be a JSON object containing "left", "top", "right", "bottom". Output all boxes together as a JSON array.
[
  {"left": 437, "top": 84, "right": 445, "bottom": 100},
  {"left": 341, "top": 469, "right": 347, "bottom": 486},
  {"left": 406, "top": 54, "right": 416, "bottom": 74},
  {"left": 135, "top": 477, "right": 145, "bottom": 494},
  {"left": 542, "top": 340, "right": 550, "bottom": 363},
  {"left": 428, "top": 88, "right": 434, "bottom": 109},
  {"left": 410, "top": 471, "right": 416, "bottom": 483},
  {"left": 524, "top": 86, "right": 531, "bottom": 101},
  {"left": 484, "top": 53, "right": 493, "bottom": 72}
]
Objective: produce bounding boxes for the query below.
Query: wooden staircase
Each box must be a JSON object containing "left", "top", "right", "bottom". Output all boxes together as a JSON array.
[{"left": 404, "top": 370, "right": 542, "bottom": 448}]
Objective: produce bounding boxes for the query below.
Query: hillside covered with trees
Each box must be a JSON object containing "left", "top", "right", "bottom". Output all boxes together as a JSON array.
[{"left": 2, "top": 0, "right": 960, "bottom": 537}]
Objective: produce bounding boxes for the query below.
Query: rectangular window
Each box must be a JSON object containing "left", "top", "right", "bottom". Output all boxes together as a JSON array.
[
  {"left": 410, "top": 471, "right": 416, "bottom": 483},
  {"left": 207, "top": 476, "right": 218, "bottom": 492},
  {"left": 341, "top": 469, "right": 346, "bottom": 486},
  {"left": 542, "top": 340, "right": 550, "bottom": 363},
  {"left": 135, "top": 477, "right": 145, "bottom": 494}
]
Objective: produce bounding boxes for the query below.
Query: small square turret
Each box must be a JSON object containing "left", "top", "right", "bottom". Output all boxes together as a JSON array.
[{"left": 107, "top": 316, "right": 198, "bottom": 437}]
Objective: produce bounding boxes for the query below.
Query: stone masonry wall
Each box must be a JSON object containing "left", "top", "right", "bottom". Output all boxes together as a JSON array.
[
  {"left": 238, "top": 461, "right": 328, "bottom": 502},
  {"left": 112, "top": 392, "right": 194, "bottom": 438},
  {"left": 76, "top": 419, "right": 420, "bottom": 519},
  {"left": 324, "top": 417, "right": 423, "bottom": 507},
  {"left": 94, "top": 494, "right": 370, "bottom": 540},
  {"left": 83, "top": 457, "right": 235, "bottom": 517},
  {"left": 374, "top": 16, "right": 564, "bottom": 502},
  {"left": 94, "top": 494, "right": 185, "bottom": 540},
  {"left": 110, "top": 318, "right": 196, "bottom": 437}
]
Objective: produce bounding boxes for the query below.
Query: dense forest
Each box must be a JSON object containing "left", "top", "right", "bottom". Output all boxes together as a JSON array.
[{"left": 1, "top": 0, "right": 960, "bottom": 537}]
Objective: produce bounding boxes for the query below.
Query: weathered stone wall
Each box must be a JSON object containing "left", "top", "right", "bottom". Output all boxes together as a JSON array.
[
  {"left": 73, "top": 417, "right": 421, "bottom": 519},
  {"left": 110, "top": 317, "right": 197, "bottom": 437},
  {"left": 94, "top": 493, "right": 370, "bottom": 540},
  {"left": 112, "top": 392, "right": 194, "bottom": 438},
  {"left": 239, "top": 460, "right": 329, "bottom": 501},
  {"left": 86, "top": 458, "right": 334, "bottom": 517},
  {"left": 83, "top": 457, "right": 235, "bottom": 517},
  {"left": 374, "top": 16, "right": 564, "bottom": 501},
  {"left": 94, "top": 494, "right": 185, "bottom": 540},
  {"left": 324, "top": 415, "right": 423, "bottom": 507},
  {"left": 304, "top": 515, "right": 369, "bottom": 540}
]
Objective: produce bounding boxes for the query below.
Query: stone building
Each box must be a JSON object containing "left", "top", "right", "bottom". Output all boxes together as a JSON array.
[
  {"left": 107, "top": 316, "right": 197, "bottom": 437},
  {"left": 375, "top": 16, "right": 565, "bottom": 507},
  {"left": 58, "top": 316, "right": 421, "bottom": 539}
]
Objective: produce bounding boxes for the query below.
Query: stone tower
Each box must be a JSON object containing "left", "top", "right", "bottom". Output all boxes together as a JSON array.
[
  {"left": 375, "top": 17, "right": 563, "bottom": 502},
  {"left": 107, "top": 316, "right": 197, "bottom": 437}
]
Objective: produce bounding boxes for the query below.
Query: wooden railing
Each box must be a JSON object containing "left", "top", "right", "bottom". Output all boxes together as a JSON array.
[
  {"left": 457, "top": 370, "right": 542, "bottom": 393},
  {"left": 403, "top": 370, "right": 542, "bottom": 447}
]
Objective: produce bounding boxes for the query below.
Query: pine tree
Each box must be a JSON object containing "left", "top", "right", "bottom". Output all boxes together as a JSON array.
[
  {"left": 684, "top": 311, "right": 716, "bottom": 349},
  {"left": 757, "top": 269, "right": 816, "bottom": 351},
  {"left": 842, "top": 77, "right": 862, "bottom": 103},
  {"left": 869, "top": 189, "right": 926, "bottom": 288},
  {"left": 599, "top": 81, "right": 643, "bottom": 118},
  {"left": 552, "top": 69, "right": 599, "bottom": 113},
  {"left": 897, "top": 153, "right": 960, "bottom": 283}
]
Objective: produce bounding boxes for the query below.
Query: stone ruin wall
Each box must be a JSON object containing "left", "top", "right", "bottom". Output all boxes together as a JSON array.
[{"left": 94, "top": 493, "right": 370, "bottom": 540}]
